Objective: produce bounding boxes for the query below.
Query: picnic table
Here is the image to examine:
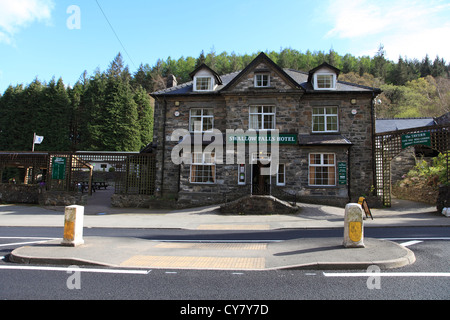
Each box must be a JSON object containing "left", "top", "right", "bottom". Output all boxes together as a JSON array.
[{"left": 77, "top": 181, "right": 108, "bottom": 193}]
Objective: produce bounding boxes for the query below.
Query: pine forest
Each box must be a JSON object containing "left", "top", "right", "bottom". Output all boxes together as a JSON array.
[{"left": 0, "top": 47, "right": 449, "bottom": 152}]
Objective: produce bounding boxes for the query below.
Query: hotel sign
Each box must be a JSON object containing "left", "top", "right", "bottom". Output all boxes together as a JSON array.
[
  {"left": 227, "top": 133, "right": 298, "bottom": 145},
  {"left": 401, "top": 132, "right": 431, "bottom": 149}
]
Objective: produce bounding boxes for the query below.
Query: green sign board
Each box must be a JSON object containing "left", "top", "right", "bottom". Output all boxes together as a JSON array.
[
  {"left": 401, "top": 132, "right": 431, "bottom": 149},
  {"left": 227, "top": 133, "right": 298, "bottom": 145},
  {"left": 52, "top": 157, "right": 67, "bottom": 180},
  {"left": 338, "top": 162, "right": 347, "bottom": 185}
]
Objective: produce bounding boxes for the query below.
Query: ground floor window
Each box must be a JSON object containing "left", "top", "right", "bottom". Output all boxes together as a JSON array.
[
  {"left": 190, "top": 152, "right": 216, "bottom": 184},
  {"left": 277, "top": 164, "right": 285, "bottom": 186},
  {"left": 309, "top": 153, "right": 336, "bottom": 186}
]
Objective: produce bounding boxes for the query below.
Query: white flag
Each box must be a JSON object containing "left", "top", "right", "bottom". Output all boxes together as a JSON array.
[{"left": 34, "top": 135, "right": 44, "bottom": 144}]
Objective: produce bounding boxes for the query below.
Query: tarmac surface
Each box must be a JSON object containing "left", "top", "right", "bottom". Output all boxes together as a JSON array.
[{"left": 2, "top": 189, "right": 450, "bottom": 271}]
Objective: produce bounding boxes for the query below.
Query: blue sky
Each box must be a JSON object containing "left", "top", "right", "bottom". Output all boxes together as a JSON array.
[{"left": 1, "top": 0, "right": 449, "bottom": 94}]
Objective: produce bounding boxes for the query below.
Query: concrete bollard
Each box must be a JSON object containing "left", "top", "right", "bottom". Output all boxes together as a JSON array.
[
  {"left": 343, "top": 203, "right": 365, "bottom": 248},
  {"left": 61, "top": 205, "right": 85, "bottom": 247},
  {"left": 442, "top": 208, "right": 450, "bottom": 217}
]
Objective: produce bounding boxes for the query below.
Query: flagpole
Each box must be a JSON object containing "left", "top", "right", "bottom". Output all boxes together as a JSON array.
[{"left": 32, "top": 132, "right": 36, "bottom": 152}]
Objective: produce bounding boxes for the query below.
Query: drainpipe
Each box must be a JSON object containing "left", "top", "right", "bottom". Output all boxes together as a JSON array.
[
  {"left": 158, "top": 97, "right": 167, "bottom": 197},
  {"left": 371, "top": 94, "right": 377, "bottom": 197},
  {"left": 347, "top": 145, "right": 352, "bottom": 203}
]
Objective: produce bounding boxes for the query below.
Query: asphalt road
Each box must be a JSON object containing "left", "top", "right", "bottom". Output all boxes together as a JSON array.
[{"left": 0, "top": 226, "right": 449, "bottom": 303}]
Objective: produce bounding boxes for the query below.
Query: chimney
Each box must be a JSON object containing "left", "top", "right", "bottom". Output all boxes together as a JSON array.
[{"left": 167, "top": 74, "right": 177, "bottom": 88}]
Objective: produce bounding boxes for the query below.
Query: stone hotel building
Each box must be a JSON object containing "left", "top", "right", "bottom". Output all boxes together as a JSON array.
[{"left": 151, "top": 53, "right": 381, "bottom": 207}]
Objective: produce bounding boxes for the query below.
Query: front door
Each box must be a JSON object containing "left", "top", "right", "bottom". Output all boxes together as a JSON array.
[{"left": 252, "top": 162, "right": 271, "bottom": 195}]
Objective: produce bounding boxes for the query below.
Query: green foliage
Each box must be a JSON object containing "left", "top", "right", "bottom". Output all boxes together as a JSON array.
[
  {"left": 0, "top": 47, "right": 448, "bottom": 152},
  {"left": 0, "top": 53, "right": 154, "bottom": 152},
  {"left": 406, "top": 153, "right": 449, "bottom": 187}
]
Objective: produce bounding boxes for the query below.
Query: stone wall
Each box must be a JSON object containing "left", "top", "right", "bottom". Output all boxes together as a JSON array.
[
  {"left": 0, "top": 184, "right": 86, "bottom": 206},
  {"left": 392, "top": 183, "right": 438, "bottom": 206},
  {"left": 220, "top": 195, "right": 299, "bottom": 215},
  {"left": 437, "top": 185, "right": 449, "bottom": 214},
  {"left": 111, "top": 194, "right": 155, "bottom": 208},
  {"left": 0, "top": 184, "right": 41, "bottom": 204},
  {"left": 39, "top": 190, "right": 87, "bottom": 206}
]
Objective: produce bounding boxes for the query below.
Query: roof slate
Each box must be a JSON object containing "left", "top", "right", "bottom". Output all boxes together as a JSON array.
[
  {"left": 151, "top": 53, "right": 380, "bottom": 96},
  {"left": 375, "top": 118, "right": 436, "bottom": 133}
]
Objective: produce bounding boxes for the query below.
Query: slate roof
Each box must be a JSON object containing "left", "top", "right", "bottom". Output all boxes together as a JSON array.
[
  {"left": 151, "top": 53, "right": 381, "bottom": 96},
  {"left": 375, "top": 118, "right": 436, "bottom": 133}
]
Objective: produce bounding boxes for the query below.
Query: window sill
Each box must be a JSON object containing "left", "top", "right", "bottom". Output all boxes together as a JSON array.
[{"left": 307, "top": 185, "right": 339, "bottom": 188}]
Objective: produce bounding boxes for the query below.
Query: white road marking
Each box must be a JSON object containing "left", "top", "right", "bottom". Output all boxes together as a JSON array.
[
  {"left": 400, "top": 240, "right": 423, "bottom": 247},
  {"left": 0, "top": 237, "right": 57, "bottom": 240},
  {"left": 0, "top": 240, "right": 52, "bottom": 247},
  {"left": 383, "top": 237, "right": 450, "bottom": 241},
  {"left": 0, "top": 237, "right": 58, "bottom": 247},
  {"left": 323, "top": 272, "right": 450, "bottom": 278},
  {"left": 0, "top": 265, "right": 151, "bottom": 275}
]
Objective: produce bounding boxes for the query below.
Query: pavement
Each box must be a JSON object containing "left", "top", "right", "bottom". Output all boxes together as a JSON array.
[{"left": 2, "top": 189, "right": 450, "bottom": 271}]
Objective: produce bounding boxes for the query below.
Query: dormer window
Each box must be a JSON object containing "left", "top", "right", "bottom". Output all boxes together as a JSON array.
[
  {"left": 308, "top": 62, "right": 340, "bottom": 91},
  {"left": 314, "top": 73, "right": 336, "bottom": 90},
  {"left": 254, "top": 73, "right": 270, "bottom": 87},
  {"left": 195, "top": 77, "right": 213, "bottom": 91},
  {"left": 190, "top": 63, "right": 223, "bottom": 92}
]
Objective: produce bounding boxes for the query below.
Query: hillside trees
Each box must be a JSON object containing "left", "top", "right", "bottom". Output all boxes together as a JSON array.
[
  {"left": 0, "top": 53, "right": 153, "bottom": 152},
  {"left": 0, "top": 48, "right": 448, "bottom": 152}
]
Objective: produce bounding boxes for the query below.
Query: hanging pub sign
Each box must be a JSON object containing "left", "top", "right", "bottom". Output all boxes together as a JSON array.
[
  {"left": 401, "top": 132, "right": 431, "bottom": 149},
  {"left": 52, "top": 157, "right": 67, "bottom": 180}
]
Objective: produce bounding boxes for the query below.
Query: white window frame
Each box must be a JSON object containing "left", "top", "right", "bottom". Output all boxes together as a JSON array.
[
  {"left": 190, "top": 152, "right": 216, "bottom": 184},
  {"left": 313, "top": 73, "right": 336, "bottom": 90},
  {"left": 308, "top": 153, "right": 336, "bottom": 187},
  {"left": 194, "top": 76, "right": 213, "bottom": 91},
  {"left": 254, "top": 73, "right": 270, "bottom": 87},
  {"left": 238, "top": 164, "right": 246, "bottom": 185},
  {"left": 189, "top": 108, "right": 214, "bottom": 132},
  {"left": 312, "top": 106, "right": 339, "bottom": 133},
  {"left": 249, "top": 105, "right": 276, "bottom": 131},
  {"left": 276, "top": 163, "right": 286, "bottom": 186}
]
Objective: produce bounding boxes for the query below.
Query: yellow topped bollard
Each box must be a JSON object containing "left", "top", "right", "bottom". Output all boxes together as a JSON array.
[
  {"left": 343, "top": 203, "right": 365, "bottom": 248},
  {"left": 61, "top": 205, "right": 85, "bottom": 247}
]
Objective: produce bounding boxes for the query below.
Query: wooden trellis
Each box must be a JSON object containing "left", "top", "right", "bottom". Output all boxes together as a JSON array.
[
  {"left": 1, "top": 151, "right": 156, "bottom": 196},
  {"left": 374, "top": 124, "right": 449, "bottom": 207}
]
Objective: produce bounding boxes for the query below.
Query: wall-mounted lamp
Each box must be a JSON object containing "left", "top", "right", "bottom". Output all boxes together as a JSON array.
[{"left": 350, "top": 98, "right": 357, "bottom": 105}]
